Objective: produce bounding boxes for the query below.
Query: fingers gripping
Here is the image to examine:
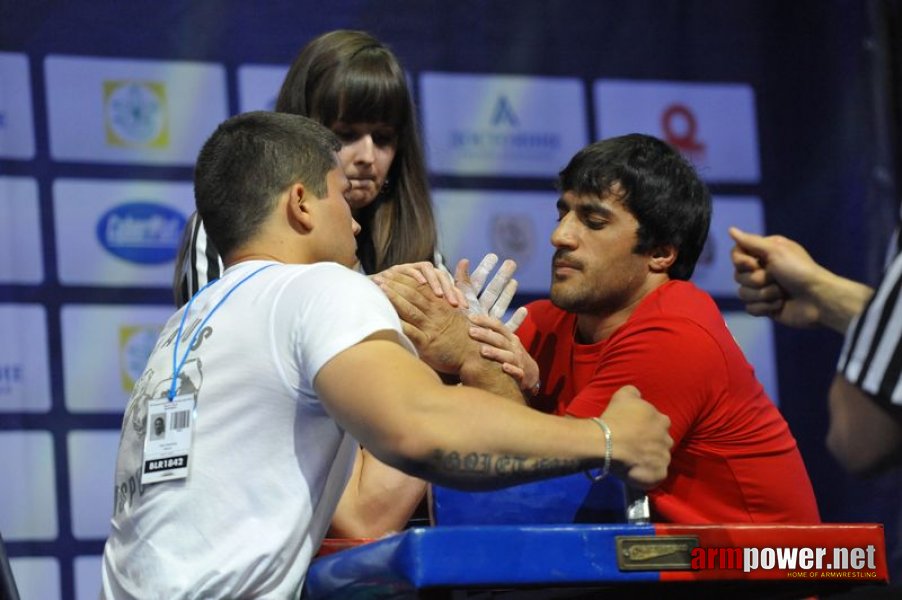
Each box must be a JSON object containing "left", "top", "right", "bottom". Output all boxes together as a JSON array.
[
  {"left": 377, "top": 277, "right": 430, "bottom": 327},
  {"left": 469, "top": 324, "right": 510, "bottom": 349}
]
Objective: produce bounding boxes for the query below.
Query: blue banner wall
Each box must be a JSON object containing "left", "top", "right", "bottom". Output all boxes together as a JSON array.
[{"left": 1, "top": 1, "right": 899, "bottom": 597}]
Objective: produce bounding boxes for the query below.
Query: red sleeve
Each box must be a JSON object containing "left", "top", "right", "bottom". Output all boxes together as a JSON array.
[{"left": 565, "top": 317, "right": 727, "bottom": 448}]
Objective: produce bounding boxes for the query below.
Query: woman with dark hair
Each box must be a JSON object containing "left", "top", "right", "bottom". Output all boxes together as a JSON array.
[
  {"left": 173, "top": 30, "right": 443, "bottom": 305},
  {"left": 276, "top": 30, "right": 436, "bottom": 275}
]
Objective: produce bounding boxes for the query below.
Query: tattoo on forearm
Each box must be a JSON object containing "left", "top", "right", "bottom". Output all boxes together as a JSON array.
[{"left": 430, "top": 449, "right": 581, "bottom": 480}]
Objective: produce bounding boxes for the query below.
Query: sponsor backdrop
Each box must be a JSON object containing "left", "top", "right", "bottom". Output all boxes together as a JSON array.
[{"left": 0, "top": 1, "right": 898, "bottom": 597}]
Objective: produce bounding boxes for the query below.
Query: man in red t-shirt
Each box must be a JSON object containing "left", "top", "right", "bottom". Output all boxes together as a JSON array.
[
  {"left": 511, "top": 134, "right": 819, "bottom": 523},
  {"left": 381, "top": 134, "right": 819, "bottom": 524}
]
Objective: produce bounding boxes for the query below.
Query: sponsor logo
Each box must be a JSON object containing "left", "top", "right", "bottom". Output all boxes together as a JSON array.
[
  {"left": 491, "top": 96, "right": 520, "bottom": 127},
  {"left": 119, "top": 325, "right": 161, "bottom": 391},
  {"left": 450, "top": 94, "right": 561, "bottom": 156},
  {"left": 490, "top": 213, "right": 535, "bottom": 265},
  {"left": 661, "top": 103, "right": 706, "bottom": 164},
  {"left": 0, "top": 363, "right": 24, "bottom": 395},
  {"left": 96, "top": 202, "right": 186, "bottom": 265},
  {"left": 691, "top": 545, "right": 880, "bottom": 579},
  {"left": 104, "top": 80, "right": 169, "bottom": 148},
  {"left": 595, "top": 80, "right": 759, "bottom": 183}
]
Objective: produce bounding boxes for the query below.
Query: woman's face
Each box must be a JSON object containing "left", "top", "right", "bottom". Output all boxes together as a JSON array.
[{"left": 331, "top": 121, "right": 398, "bottom": 210}]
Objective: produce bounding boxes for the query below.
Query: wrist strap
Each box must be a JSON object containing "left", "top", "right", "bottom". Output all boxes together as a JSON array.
[{"left": 584, "top": 417, "right": 612, "bottom": 482}]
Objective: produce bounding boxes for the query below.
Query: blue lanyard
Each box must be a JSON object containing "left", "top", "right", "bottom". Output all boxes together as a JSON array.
[{"left": 168, "top": 263, "right": 276, "bottom": 400}]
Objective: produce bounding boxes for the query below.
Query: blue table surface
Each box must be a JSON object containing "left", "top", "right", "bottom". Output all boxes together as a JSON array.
[{"left": 302, "top": 524, "right": 659, "bottom": 599}]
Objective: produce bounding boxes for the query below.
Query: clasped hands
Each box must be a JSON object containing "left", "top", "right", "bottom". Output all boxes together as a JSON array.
[{"left": 371, "top": 254, "right": 539, "bottom": 394}]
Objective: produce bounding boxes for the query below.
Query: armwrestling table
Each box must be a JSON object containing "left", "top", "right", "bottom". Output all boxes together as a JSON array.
[{"left": 302, "top": 475, "right": 888, "bottom": 599}]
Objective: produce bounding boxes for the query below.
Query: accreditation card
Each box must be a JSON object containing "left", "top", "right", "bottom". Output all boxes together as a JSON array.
[{"left": 140, "top": 394, "right": 197, "bottom": 485}]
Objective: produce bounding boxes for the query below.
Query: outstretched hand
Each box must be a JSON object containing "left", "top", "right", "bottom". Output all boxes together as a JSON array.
[{"left": 455, "top": 254, "right": 525, "bottom": 330}]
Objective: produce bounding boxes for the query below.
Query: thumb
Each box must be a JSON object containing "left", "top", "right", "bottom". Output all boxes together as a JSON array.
[{"left": 728, "top": 227, "right": 770, "bottom": 260}]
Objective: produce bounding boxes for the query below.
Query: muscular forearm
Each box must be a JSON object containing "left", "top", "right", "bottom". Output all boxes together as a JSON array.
[
  {"left": 329, "top": 360, "right": 522, "bottom": 539},
  {"left": 317, "top": 336, "right": 670, "bottom": 492},
  {"left": 390, "top": 389, "right": 609, "bottom": 490},
  {"left": 329, "top": 448, "right": 427, "bottom": 538},
  {"left": 808, "top": 268, "right": 874, "bottom": 333}
]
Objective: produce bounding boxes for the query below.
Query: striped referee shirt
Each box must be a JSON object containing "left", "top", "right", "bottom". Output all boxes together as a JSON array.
[
  {"left": 174, "top": 212, "right": 223, "bottom": 307},
  {"left": 839, "top": 242, "right": 902, "bottom": 408}
]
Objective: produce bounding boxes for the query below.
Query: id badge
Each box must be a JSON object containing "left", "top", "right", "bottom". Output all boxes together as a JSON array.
[{"left": 141, "top": 394, "right": 197, "bottom": 485}]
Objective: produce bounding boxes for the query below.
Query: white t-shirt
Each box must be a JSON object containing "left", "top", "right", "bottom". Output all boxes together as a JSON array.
[{"left": 101, "top": 260, "right": 414, "bottom": 599}]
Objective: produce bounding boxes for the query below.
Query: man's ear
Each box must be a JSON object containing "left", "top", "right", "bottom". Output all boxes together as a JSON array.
[
  {"left": 649, "top": 244, "right": 677, "bottom": 273},
  {"left": 287, "top": 182, "right": 314, "bottom": 232}
]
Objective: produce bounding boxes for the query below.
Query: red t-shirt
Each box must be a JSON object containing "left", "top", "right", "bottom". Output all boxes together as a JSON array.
[{"left": 517, "top": 280, "right": 820, "bottom": 523}]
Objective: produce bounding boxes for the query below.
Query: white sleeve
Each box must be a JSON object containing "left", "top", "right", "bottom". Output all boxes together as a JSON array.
[{"left": 277, "top": 264, "right": 416, "bottom": 397}]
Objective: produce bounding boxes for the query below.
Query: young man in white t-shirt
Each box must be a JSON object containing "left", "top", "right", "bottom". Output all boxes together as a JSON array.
[{"left": 101, "top": 111, "right": 673, "bottom": 599}]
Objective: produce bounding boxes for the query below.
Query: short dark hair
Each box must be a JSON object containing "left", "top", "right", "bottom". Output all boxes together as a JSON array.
[
  {"left": 275, "top": 30, "right": 436, "bottom": 273},
  {"left": 557, "top": 134, "right": 711, "bottom": 280},
  {"left": 194, "top": 111, "right": 340, "bottom": 258}
]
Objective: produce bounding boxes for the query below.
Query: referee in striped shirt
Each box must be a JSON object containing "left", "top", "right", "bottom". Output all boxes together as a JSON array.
[
  {"left": 730, "top": 225, "right": 902, "bottom": 598},
  {"left": 729, "top": 226, "right": 901, "bottom": 473}
]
